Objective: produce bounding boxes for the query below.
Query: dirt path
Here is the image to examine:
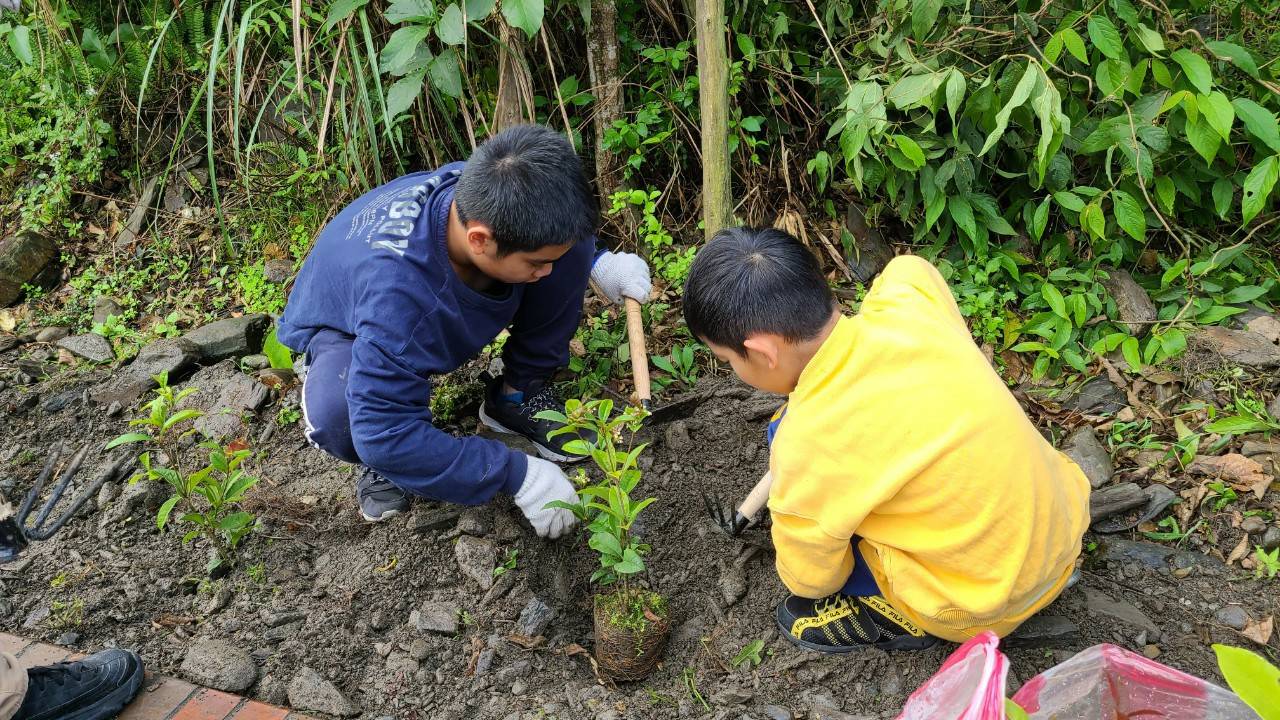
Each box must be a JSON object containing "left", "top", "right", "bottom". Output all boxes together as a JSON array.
[{"left": 1, "top": 342, "right": 1277, "bottom": 719}]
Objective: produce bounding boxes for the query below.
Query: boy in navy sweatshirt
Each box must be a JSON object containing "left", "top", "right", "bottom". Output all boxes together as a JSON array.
[{"left": 277, "top": 125, "right": 651, "bottom": 535}]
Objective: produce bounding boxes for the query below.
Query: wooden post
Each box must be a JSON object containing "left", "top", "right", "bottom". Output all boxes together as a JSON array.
[
  {"left": 494, "top": 19, "right": 534, "bottom": 132},
  {"left": 587, "top": 0, "right": 623, "bottom": 201},
  {"left": 695, "top": 0, "right": 731, "bottom": 241}
]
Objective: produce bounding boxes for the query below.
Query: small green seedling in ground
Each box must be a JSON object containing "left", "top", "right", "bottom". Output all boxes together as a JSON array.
[
  {"left": 645, "top": 687, "right": 674, "bottom": 706},
  {"left": 1254, "top": 547, "right": 1280, "bottom": 580},
  {"left": 1213, "top": 644, "right": 1280, "bottom": 720},
  {"left": 107, "top": 372, "right": 260, "bottom": 573},
  {"left": 47, "top": 599, "right": 85, "bottom": 630},
  {"left": 1142, "top": 516, "right": 1200, "bottom": 543},
  {"left": 459, "top": 609, "right": 476, "bottom": 626},
  {"left": 652, "top": 342, "right": 701, "bottom": 389},
  {"left": 1206, "top": 481, "right": 1238, "bottom": 511},
  {"left": 731, "top": 639, "right": 765, "bottom": 668},
  {"left": 682, "top": 667, "right": 709, "bottom": 711},
  {"left": 276, "top": 405, "right": 301, "bottom": 426},
  {"left": 493, "top": 549, "right": 518, "bottom": 578},
  {"left": 1205, "top": 394, "right": 1280, "bottom": 437}
]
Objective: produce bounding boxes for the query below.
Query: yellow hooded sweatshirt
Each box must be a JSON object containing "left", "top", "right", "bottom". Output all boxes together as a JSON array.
[{"left": 767, "top": 255, "right": 1090, "bottom": 642}]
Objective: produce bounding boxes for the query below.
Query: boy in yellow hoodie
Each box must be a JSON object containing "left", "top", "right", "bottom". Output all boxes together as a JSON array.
[{"left": 682, "top": 227, "right": 1091, "bottom": 652}]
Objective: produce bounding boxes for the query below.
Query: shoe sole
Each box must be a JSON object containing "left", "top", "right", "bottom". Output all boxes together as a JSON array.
[
  {"left": 774, "top": 615, "right": 940, "bottom": 654},
  {"left": 360, "top": 507, "right": 404, "bottom": 523},
  {"left": 478, "top": 403, "right": 586, "bottom": 464},
  {"left": 56, "top": 649, "right": 145, "bottom": 720}
]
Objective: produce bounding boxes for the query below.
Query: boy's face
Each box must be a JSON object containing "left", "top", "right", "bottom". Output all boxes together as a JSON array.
[
  {"left": 466, "top": 225, "right": 573, "bottom": 284},
  {"left": 704, "top": 335, "right": 800, "bottom": 396}
]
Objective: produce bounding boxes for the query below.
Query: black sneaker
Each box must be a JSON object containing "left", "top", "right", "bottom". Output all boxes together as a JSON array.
[
  {"left": 479, "top": 378, "right": 590, "bottom": 463},
  {"left": 776, "top": 593, "right": 939, "bottom": 653},
  {"left": 13, "top": 648, "right": 145, "bottom": 720},
  {"left": 356, "top": 466, "right": 411, "bottom": 522}
]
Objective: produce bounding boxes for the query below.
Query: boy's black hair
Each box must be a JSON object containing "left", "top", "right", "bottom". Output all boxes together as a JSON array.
[
  {"left": 455, "top": 124, "right": 597, "bottom": 255},
  {"left": 683, "top": 226, "right": 835, "bottom": 354}
]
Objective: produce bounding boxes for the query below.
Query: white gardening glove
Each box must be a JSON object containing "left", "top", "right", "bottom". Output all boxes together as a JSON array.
[
  {"left": 590, "top": 251, "right": 652, "bottom": 304},
  {"left": 0, "top": 0, "right": 20, "bottom": 12},
  {"left": 514, "top": 457, "right": 579, "bottom": 539}
]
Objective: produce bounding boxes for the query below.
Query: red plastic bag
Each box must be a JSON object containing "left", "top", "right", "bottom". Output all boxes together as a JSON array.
[
  {"left": 897, "top": 631, "right": 1008, "bottom": 720},
  {"left": 1012, "top": 643, "right": 1259, "bottom": 719}
]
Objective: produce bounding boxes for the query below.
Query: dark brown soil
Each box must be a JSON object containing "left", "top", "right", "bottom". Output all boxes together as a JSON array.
[{"left": 1, "top": 346, "right": 1277, "bottom": 720}]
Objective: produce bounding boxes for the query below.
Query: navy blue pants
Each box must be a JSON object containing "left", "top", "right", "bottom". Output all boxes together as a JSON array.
[
  {"left": 300, "top": 329, "right": 362, "bottom": 464},
  {"left": 767, "top": 404, "right": 880, "bottom": 597}
]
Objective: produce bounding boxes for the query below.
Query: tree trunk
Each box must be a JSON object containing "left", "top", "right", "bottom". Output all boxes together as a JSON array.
[
  {"left": 494, "top": 20, "right": 534, "bottom": 132},
  {"left": 695, "top": 0, "right": 731, "bottom": 241},
  {"left": 587, "top": 0, "right": 623, "bottom": 202}
]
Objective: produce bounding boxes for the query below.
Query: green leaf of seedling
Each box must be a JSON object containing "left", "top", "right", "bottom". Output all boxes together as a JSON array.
[
  {"left": 106, "top": 433, "right": 152, "bottom": 450},
  {"left": 1242, "top": 155, "right": 1280, "bottom": 225},
  {"left": 1042, "top": 284, "right": 1068, "bottom": 318},
  {"left": 384, "top": 0, "right": 436, "bottom": 23},
  {"left": 1005, "top": 699, "right": 1032, "bottom": 720},
  {"left": 1171, "top": 48, "right": 1213, "bottom": 94},
  {"left": 1121, "top": 335, "right": 1143, "bottom": 370},
  {"left": 561, "top": 439, "right": 592, "bottom": 456},
  {"left": 1212, "top": 178, "right": 1233, "bottom": 219},
  {"left": 1197, "top": 91, "right": 1234, "bottom": 142},
  {"left": 262, "top": 327, "right": 294, "bottom": 369},
  {"left": 1206, "top": 416, "right": 1270, "bottom": 435},
  {"left": 589, "top": 532, "right": 623, "bottom": 560},
  {"left": 979, "top": 62, "right": 1038, "bottom": 155},
  {"left": 1213, "top": 644, "right": 1280, "bottom": 720},
  {"left": 163, "top": 409, "right": 203, "bottom": 432},
  {"left": 218, "top": 511, "right": 255, "bottom": 532},
  {"left": 156, "top": 496, "right": 180, "bottom": 529},
  {"left": 322, "top": 0, "right": 371, "bottom": 32},
  {"left": 948, "top": 195, "right": 978, "bottom": 242},
  {"left": 614, "top": 548, "right": 645, "bottom": 574},
  {"left": 911, "top": 0, "right": 942, "bottom": 40}
]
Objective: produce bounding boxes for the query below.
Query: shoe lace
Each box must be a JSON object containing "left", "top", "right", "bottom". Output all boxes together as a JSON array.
[
  {"left": 519, "top": 384, "right": 563, "bottom": 418},
  {"left": 359, "top": 467, "right": 396, "bottom": 492},
  {"left": 28, "top": 663, "right": 85, "bottom": 691},
  {"left": 815, "top": 595, "right": 850, "bottom": 616}
]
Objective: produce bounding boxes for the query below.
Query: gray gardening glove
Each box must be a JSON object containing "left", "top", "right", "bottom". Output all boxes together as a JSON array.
[
  {"left": 590, "top": 251, "right": 652, "bottom": 304},
  {"left": 514, "top": 457, "right": 578, "bottom": 539}
]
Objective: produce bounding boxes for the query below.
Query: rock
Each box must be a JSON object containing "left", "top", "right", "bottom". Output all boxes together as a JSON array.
[
  {"left": 115, "top": 176, "right": 160, "bottom": 248},
  {"left": 1242, "top": 516, "right": 1268, "bottom": 535},
  {"left": 21, "top": 605, "right": 49, "bottom": 629},
  {"left": 287, "top": 667, "right": 360, "bottom": 717},
  {"left": 54, "top": 632, "right": 80, "bottom": 646},
  {"left": 181, "top": 639, "right": 257, "bottom": 692},
  {"left": 35, "top": 326, "right": 71, "bottom": 343},
  {"left": 710, "top": 687, "right": 753, "bottom": 706},
  {"left": 474, "top": 648, "right": 495, "bottom": 675},
  {"left": 457, "top": 507, "right": 493, "bottom": 536},
  {"left": 241, "top": 354, "right": 270, "bottom": 371},
  {"left": 56, "top": 334, "right": 115, "bottom": 364},
  {"left": 1214, "top": 605, "right": 1250, "bottom": 631},
  {"left": 415, "top": 601, "right": 459, "bottom": 634},
  {"left": 42, "top": 390, "right": 82, "bottom": 414},
  {"left": 1262, "top": 526, "right": 1280, "bottom": 551},
  {"left": 256, "top": 674, "right": 288, "bottom": 706},
  {"left": 1063, "top": 427, "right": 1113, "bottom": 489},
  {"left": 1243, "top": 441, "right": 1280, "bottom": 458},
  {"left": 162, "top": 180, "right": 189, "bottom": 213},
  {"left": 1085, "top": 589, "right": 1158, "bottom": 634},
  {"left": 1089, "top": 483, "right": 1147, "bottom": 522},
  {"left": 1102, "top": 268, "right": 1157, "bottom": 336},
  {"left": 763, "top": 706, "right": 793, "bottom": 720},
  {"left": 1005, "top": 615, "right": 1080, "bottom": 648},
  {"left": 409, "top": 638, "right": 430, "bottom": 661},
  {"left": 92, "top": 297, "right": 124, "bottom": 326},
  {"left": 194, "top": 370, "right": 271, "bottom": 440},
  {"left": 1095, "top": 484, "right": 1177, "bottom": 534},
  {"left": 0, "top": 335, "right": 17, "bottom": 353},
  {"left": 412, "top": 507, "right": 461, "bottom": 535},
  {"left": 263, "top": 258, "right": 293, "bottom": 283},
  {"left": 664, "top": 420, "right": 691, "bottom": 451},
  {"left": 1269, "top": 394, "right": 1280, "bottom": 423},
  {"left": 202, "top": 588, "right": 233, "bottom": 616},
  {"left": 1059, "top": 377, "right": 1127, "bottom": 415},
  {"left": 260, "top": 609, "right": 304, "bottom": 628},
  {"left": 1191, "top": 327, "right": 1280, "bottom": 368},
  {"left": 96, "top": 481, "right": 121, "bottom": 511},
  {"left": 182, "top": 314, "right": 270, "bottom": 363},
  {"left": 101, "top": 479, "right": 168, "bottom": 526},
  {"left": 0, "top": 231, "right": 58, "bottom": 306},
  {"left": 368, "top": 610, "right": 390, "bottom": 632},
  {"left": 719, "top": 562, "right": 747, "bottom": 607},
  {"left": 97, "top": 338, "right": 200, "bottom": 407},
  {"left": 263, "top": 621, "right": 302, "bottom": 643},
  {"left": 513, "top": 597, "right": 555, "bottom": 637},
  {"left": 843, "top": 202, "right": 895, "bottom": 284},
  {"left": 454, "top": 535, "right": 497, "bottom": 590}
]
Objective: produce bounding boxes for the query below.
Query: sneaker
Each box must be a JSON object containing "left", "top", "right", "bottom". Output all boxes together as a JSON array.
[
  {"left": 776, "top": 593, "right": 939, "bottom": 653},
  {"left": 479, "top": 378, "right": 591, "bottom": 463},
  {"left": 356, "top": 466, "right": 411, "bottom": 522},
  {"left": 13, "top": 648, "right": 145, "bottom": 720}
]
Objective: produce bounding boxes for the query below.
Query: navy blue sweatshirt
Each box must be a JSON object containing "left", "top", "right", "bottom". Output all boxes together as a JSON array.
[{"left": 277, "top": 164, "right": 594, "bottom": 504}]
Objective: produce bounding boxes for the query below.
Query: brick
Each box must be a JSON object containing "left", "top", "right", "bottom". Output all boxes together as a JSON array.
[
  {"left": 170, "top": 688, "right": 241, "bottom": 720},
  {"left": 119, "top": 678, "right": 197, "bottom": 720},
  {"left": 0, "top": 633, "right": 31, "bottom": 657},
  {"left": 229, "top": 702, "right": 289, "bottom": 720},
  {"left": 16, "top": 643, "right": 68, "bottom": 668}
]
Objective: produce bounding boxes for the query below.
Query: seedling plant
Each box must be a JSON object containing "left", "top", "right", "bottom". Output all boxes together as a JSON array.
[{"left": 107, "top": 372, "right": 260, "bottom": 573}]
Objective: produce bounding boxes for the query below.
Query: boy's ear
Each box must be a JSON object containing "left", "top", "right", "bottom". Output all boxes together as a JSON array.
[
  {"left": 742, "top": 334, "right": 780, "bottom": 369},
  {"left": 465, "top": 223, "right": 496, "bottom": 256}
]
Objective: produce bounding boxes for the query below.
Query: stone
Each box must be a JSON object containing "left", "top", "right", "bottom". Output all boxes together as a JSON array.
[
  {"left": 241, "top": 354, "right": 270, "bottom": 371},
  {"left": 1214, "top": 605, "right": 1250, "bottom": 631},
  {"left": 101, "top": 479, "right": 168, "bottom": 526},
  {"left": 1243, "top": 441, "right": 1280, "bottom": 458},
  {"left": 263, "top": 258, "right": 293, "bottom": 283},
  {"left": 454, "top": 535, "right": 497, "bottom": 590},
  {"left": 0, "top": 231, "right": 58, "bottom": 306},
  {"left": 409, "top": 638, "right": 430, "bottom": 661},
  {"left": 96, "top": 481, "right": 121, "bottom": 511},
  {"left": 260, "top": 609, "right": 304, "bottom": 628},
  {"left": 664, "top": 420, "right": 691, "bottom": 451},
  {"left": 719, "top": 562, "right": 747, "bottom": 607},
  {"left": 763, "top": 706, "right": 793, "bottom": 720},
  {"left": 1262, "top": 526, "right": 1280, "bottom": 552},
  {"left": 1089, "top": 483, "right": 1147, "bottom": 522},
  {"left": 92, "top": 297, "right": 124, "bottom": 326},
  {"left": 1191, "top": 327, "right": 1280, "bottom": 368},
  {"left": 194, "top": 370, "right": 271, "bottom": 440},
  {"left": 710, "top": 687, "right": 753, "bottom": 706},
  {"left": 412, "top": 507, "right": 461, "bottom": 534},
  {"left": 1059, "top": 377, "right": 1127, "bottom": 415},
  {"left": 415, "top": 601, "right": 459, "bottom": 634},
  {"left": 1102, "top": 268, "right": 1157, "bottom": 336},
  {"left": 457, "top": 507, "right": 493, "bottom": 536},
  {"left": 287, "top": 667, "right": 360, "bottom": 717},
  {"left": 263, "top": 621, "right": 302, "bottom": 643},
  {"left": 1005, "top": 615, "right": 1081, "bottom": 648},
  {"left": 1063, "top": 427, "right": 1113, "bottom": 489},
  {"left": 36, "top": 326, "right": 70, "bottom": 343},
  {"left": 1269, "top": 394, "right": 1280, "bottom": 424},
  {"left": 182, "top": 314, "right": 269, "bottom": 363},
  {"left": 56, "top": 334, "right": 115, "bottom": 364},
  {"left": 256, "top": 674, "right": 288, "bottom": 706},
  {"left": 474, "top": 648, "right": 495, "bottom": 675},
  {"left": 21, "top": 605, "right": 49, "bottom": 629},
  {"left": 115, "top": 176, "right": 159, "bottom": 248},
  {"left": 1085, "top": 589, "right": 1158, "bottom": 634},
  {"left": 55, "top": 632, "right": 80, "bottom": 646},
  {"left": 42, "top": 390, "right": 81, "bottom": 414},
  {"left": 97, "top": 338, "right": 200, "bottom": 407},
  {"left": 1242, "top": 516, "right": 1268, "bottom": 535},
  {"left": 0, "top": 335, "right": 17, "bottom": 353},
  {"left": 513, "top": 597, "right": 555, "bottom": 638},
  {"left": 181, "top": 639, "right": 257, "bottom": 692}
]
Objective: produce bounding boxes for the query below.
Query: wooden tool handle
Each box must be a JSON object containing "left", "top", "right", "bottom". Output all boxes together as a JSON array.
[
  {"left": 738, "top": 471, "right": 773, "bottom": 519},
  {"left": 624, "top": 297, "right": 651, "bottom": 407}
]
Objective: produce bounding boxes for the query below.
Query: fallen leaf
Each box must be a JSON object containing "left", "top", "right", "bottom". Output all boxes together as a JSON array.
[
  {"left": 561, "top": 643, "right": 590, "bottom": 657},
  {"left": 569, "top": 339, "right": 586, "bottom": 357},
  {"left": 0, "top": 309, "right": 15, "bottom": 333},
  {"left": 644, "top": 608, "right": 662, "bottom": 623},
  {"left": 1242, "top": 615, "right": 1274, "bottom": 645},
  {"left": 86, "top": 223, "right": 106, "bottom": 237},
  {"left": 1189, "top": 454, "right": 1273, "bottom": 500},
  {"left": 506, "top": 634, "right": 545, "bottom": 649},
  {"left": 1227, "top": 535, "right": 1251, "bottom": 565},
  {"left": 225, "top": 439, "right": 250, "bottom": 453}
]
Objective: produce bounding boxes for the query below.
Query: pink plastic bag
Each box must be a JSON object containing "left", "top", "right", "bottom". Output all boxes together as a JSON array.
[
  {"left": 1012, "top": 643, "right": 1259, "bottom": 720},
  {"left": 897, "top": 631, "right": 1008, "bottom": 720}
]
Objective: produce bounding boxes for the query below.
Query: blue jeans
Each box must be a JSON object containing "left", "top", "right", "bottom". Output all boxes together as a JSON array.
[{"left": 769, "top": 403, "right": 880, "bottom": 597}]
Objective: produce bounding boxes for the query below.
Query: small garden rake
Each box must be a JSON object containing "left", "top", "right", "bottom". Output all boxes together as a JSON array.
[
  {"left": 0, "top": 443, "right": 132, "bottom": 563},
  {"left": 701, "top": 471, "right": 772, "bottom": 537}
]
